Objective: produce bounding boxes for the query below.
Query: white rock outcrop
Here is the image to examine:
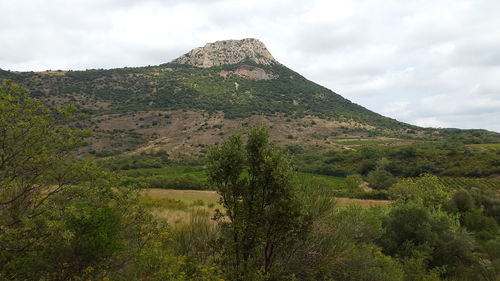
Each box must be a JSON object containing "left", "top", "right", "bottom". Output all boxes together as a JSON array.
[{"left": 171, "top": 38, "right": 277, "bottom": 68}]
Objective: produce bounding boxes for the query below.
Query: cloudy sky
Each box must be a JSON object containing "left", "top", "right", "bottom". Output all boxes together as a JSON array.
[{"left": 1, "top": 0, "right": 500, "bottom": 132}]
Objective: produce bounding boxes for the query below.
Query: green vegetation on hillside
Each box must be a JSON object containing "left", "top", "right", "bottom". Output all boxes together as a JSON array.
[
  {"left": 3, "top": 59, "right": 500, "bottom": 159},
  {"left": 296, "top": 140, "right": 500, "bottom": 179},
  {"left": 0, "top": 62, "right": 416, "bottom": 130}
]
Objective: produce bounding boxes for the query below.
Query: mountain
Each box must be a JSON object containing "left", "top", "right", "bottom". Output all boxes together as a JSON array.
[{"left": 1, "top": 39, "right": 499, "bottom": 157}]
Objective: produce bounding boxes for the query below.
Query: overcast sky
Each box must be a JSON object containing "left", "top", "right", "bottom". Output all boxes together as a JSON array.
[{"left": 1, "top": 0, "right": 499, "bottom": 132}]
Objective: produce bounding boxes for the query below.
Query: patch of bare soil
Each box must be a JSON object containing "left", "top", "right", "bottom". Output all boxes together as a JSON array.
[{"left": 219, "top": 65, "right": 278, "bottom": 80}]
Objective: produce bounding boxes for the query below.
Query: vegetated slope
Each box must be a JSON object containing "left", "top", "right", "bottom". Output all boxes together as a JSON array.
[
  {"left": 1, "top": 39, "right": 499, "bottom": 156},
  {"left": 2, "top": 61, "right": 406, "bottom": 128}
]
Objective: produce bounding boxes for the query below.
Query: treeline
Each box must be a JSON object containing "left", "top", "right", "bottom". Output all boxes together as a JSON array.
[{"left": 100, "top": 154, "right": 209, "bottom": 190}]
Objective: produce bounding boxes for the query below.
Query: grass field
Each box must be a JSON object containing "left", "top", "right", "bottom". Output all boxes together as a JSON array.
[
  {"left": 335, "top": 197, "right": 390, "bottom": 207},
  {"left": 140, "top": 189, "right": 219, "bottom": 226},
  {"left": 119, "top": 165, "right": 207, "bottom": 180},
  {"left": 122, "top": 165, "right": 349, "bottom": 190},
  {"left": 142, "top": 188, "right": 219, "bottom": 204},
  {"left": 468, "top": 143, "right": 500, "bottom": 150},
  {"left": 140, "top": 188, "right": 390, "bottom": 226}
]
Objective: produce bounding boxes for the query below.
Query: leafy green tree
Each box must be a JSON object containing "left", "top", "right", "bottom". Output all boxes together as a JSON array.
[
  {"left": 450, "top": 189, "right": 475, "bottom": 213},
  {"left": 461, "top": 210, "right": 500, "bottom": 241},
  {"left": 367, "top": 168, "right": 396, "bottom": 190},
  {"left": 208, "top": 127, "right": 308, "bottom": 280},
  {"left": 0, "top": 80, "right": 93, "bottom": 272},
  {"left": 388, "top": 174, "right": 449, "bottom": 209},
  {"left": 0, "top": 80, "right": 86, "bottom": 227},
  {"left": 0, "top": 81, "right": 203, "bottom": 280},
  {"left": 381, "top": 202, "right": 475, "bottom": 278},
  {"left": 365, "top": 157, "right": 396, "bottom": 190},
  {"left": 291, "top": 202, "right": 404, "bottom": 281}
]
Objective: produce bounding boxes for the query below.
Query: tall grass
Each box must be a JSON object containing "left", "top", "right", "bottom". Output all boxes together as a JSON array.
[{"left": 170, "top": 211, "right": 220, "bottom": 265}]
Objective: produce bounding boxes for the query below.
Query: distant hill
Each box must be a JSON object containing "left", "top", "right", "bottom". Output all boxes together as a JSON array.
[{"left": 1, "top": 38, "right": 499, "bottom": 157}]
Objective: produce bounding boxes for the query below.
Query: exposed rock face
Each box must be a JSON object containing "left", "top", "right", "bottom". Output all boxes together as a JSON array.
[
  {"left": 171, "top": 38, "right": 277, "bottom": 68},
  {"left": 219, "top": 65, "right": 278, "bottom": 80}
]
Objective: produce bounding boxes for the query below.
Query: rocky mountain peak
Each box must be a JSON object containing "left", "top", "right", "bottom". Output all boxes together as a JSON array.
[{"left": 170, "top": 38, "right": 277, "bottom": 68}]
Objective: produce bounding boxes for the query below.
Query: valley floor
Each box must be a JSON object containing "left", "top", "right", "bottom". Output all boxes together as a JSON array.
[{"left": 140, "top": 188, "right": 391, "bottom": 226}]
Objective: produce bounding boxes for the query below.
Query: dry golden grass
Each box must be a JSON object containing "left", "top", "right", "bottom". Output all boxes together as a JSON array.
[
  {"left": 335, "top": 197, "right": 391, "bottom": 207},
  {"left": 142, "top": 188, "right": 390, "bottom": 209},
  {"left": 141, "top": 189, "right": 220, "bottom": 226},
  {"left": 141, "top": 188, "right": 220, "bottom": 204},
  {"left": 141, "top": 189, "right": 390, "bottom": 227},
  {"left": 151, "top": 208, "right": 214, "bottom": 226}
]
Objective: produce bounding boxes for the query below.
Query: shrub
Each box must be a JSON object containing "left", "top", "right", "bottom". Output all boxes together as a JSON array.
[{"left": 367, "top": 169, "right": 396, "bottom": 190}]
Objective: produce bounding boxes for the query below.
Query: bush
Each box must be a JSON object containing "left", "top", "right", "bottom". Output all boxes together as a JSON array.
[
  {"left": 146, "top": 175, "right": 207, "bottom": 190},
  {"left": 346, "top": 174, "right": 364, "bottom": 192},
  {"left": 381, "top": 203, "right": 475, "bottom": 277},
  {"left": 367, "top": 169, "right": 396, "bottom": 190},
  {"left": 462, "top": 210, "right": 499, "bottom": 241},
  {"left": 450, "top": 189, "right": 475, "bottom": 213}
]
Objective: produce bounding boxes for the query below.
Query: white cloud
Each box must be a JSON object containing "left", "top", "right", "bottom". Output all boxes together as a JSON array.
[
  {"left": 382, "top": 101, "right": 411, "bottom": 119},
  {"left": 414, "top": 117, "right": 449, "bottom": 128}
]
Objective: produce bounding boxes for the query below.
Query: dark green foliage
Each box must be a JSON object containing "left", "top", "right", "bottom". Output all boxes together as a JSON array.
[
  {"left": 367, "top": 168, "right": 396, "bottom": 190},
  {"left": 461, "top": 210, "right": 499, "bottom": 241},
  {"left": 0, "top": 62, "right": 415, "bottom": 131},
  {"left": 208, "top": 127, "right": 309, "bottom": 280},
  {"left": 0, "top": 81, "right": 221, "bottom": 281},
  {"left": 64, "top": 202, "right": 122, "bottom": 263},
  {"left": 0, "top": 81, "right": 122, "bottom": 278},
  {"left": 100, "top": 151, "right": 170, "bottom": 170},
  {"left": 299, "top": 141, "right": 500, "bottom": 179},
  {"left": 327, "top": 244, "right": 404, "bottom": 281},
  {"left": 140, "top": 174, "right": 207, "bottom": 190},
  {"left": 381, "top": 203, "right": 475, "bottom": 277},
  {"left": 450, "top": 189, "right": 475, "bottom": 212},
  {"left": 292, "top": 203, "right": 404, "bottom": 281}
]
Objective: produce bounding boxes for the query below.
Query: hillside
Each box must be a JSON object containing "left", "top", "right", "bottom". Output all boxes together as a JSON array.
[{"left": 1, "top": 38, "right": 499, "bottom": 157}]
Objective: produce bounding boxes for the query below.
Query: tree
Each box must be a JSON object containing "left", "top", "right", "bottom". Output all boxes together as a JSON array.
[
  {"left": 381, "top": 202, "right": 475, "bottom": 277},
  {"left": 388, "top": 174, "right": 449, "bottom": 209},
  {"left": 367, "top": 168, "right": 396, "bottom": 190},
  {"left": 0, "top": 80, "right": 86, "bottom": 226},
  {"left": 208, "top": 127, "right": 308, "bottom": 280},
  {"left": 0, "top": 81, "right": 181, "bottom": 280},
  {"left": 366, "top": 158, "right": 396, "bottom": 190}
]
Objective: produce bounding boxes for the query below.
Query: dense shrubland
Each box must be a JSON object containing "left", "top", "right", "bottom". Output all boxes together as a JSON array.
[
  {"left": 295, "top": 141, "right": 500, "bottom": 179},
  {"left": 0, "top": 62, "right": 407, "bottom": 129}
]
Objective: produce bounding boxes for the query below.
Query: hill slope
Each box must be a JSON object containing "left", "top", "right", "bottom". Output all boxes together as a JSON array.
[{"left": 1, "top": 38, "right": 499, "bottom": 157}]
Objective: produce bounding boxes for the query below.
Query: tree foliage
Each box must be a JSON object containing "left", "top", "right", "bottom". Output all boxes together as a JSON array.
[
  {"left": 208, "top": 127, "right": 309, "bottom": 280},
  {"left": 0, "top": 81, "right": 222, "bottom": 280}
]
